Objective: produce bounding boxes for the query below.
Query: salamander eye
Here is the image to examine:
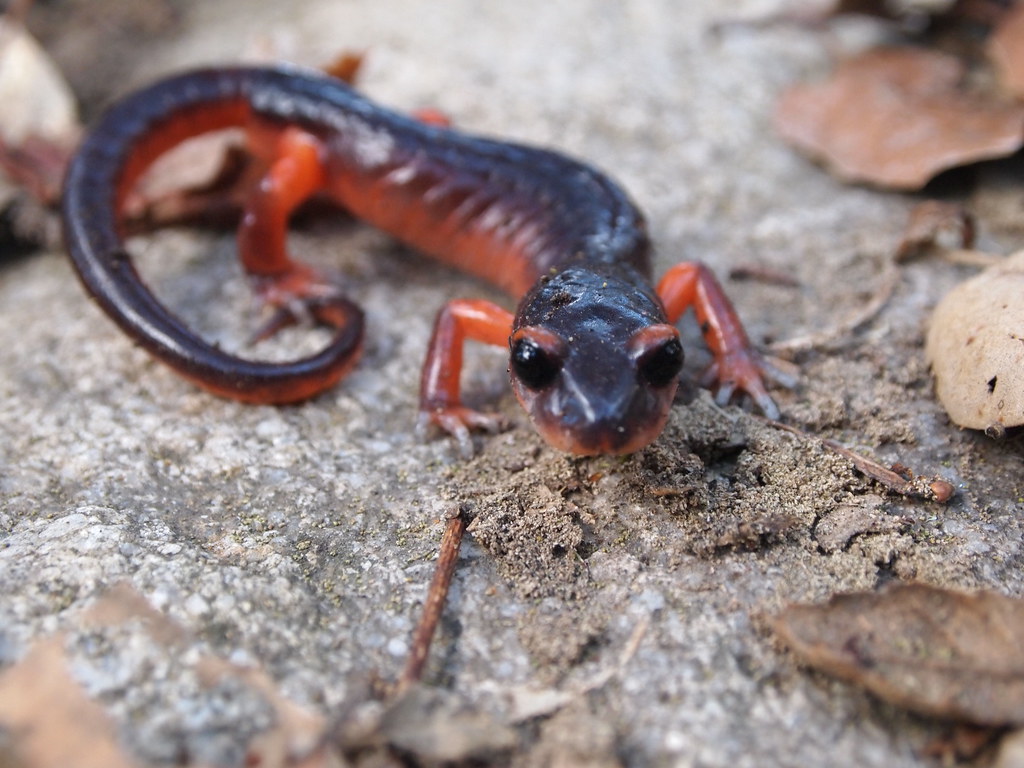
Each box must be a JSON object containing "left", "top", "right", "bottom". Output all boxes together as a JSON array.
[
  {"left": 637, "top": 337, "right": 684, "bottom": 388},
  {"left": 511, "top": 337, "right": 562, "bottom": 391}
]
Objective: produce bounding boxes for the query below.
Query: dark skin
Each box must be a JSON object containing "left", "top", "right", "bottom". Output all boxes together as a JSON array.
[{"left": 61, "top": 65, "right": 785, "bottom": 456}]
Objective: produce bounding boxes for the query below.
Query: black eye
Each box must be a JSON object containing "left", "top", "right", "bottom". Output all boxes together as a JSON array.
[
  {"left": 638, "top": 338, "right": 683, "bottom": 388},
  {"left": 511, "top": 338, "right": 561, "bottom": 390}
]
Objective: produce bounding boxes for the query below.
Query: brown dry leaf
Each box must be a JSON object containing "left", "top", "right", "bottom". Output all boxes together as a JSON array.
[
  {"left": 0, "top": 585, "right": 333, "bottom": 768},
  {"left": 0, "top": 636, "right": 141, "bottom": 768},
  {"left": 995, "top": 729, "right": 1024, "bottom": 768},
  {"left": 989, "top": 4, "right": 1024, "bottom": 100},
  {"left": 0, "top": 19, "right": 78, "bottom": 147},
  {"left": 0, "top": 18, "right": 80, "bottom": 204},
  {"left": 926, "top": 250, "right": 1024, "bottom": 435},
  {"left": 125, "top": 52, "right": 365, "bottom": 231},
  {"left": 895, "top": 200, "right": 974, "bottom": 261},
  {"left": 775, "top": 47, "right": 1024, "bottom": 190},
  {"left": 195, "top": 657, "right": 327, "bottom": 764},
  {"left": 377, "top": 686, "right": 517, "bottom": 763},
  {"left": 774, "top": 583, "right": 1024, "bottom": 726}
]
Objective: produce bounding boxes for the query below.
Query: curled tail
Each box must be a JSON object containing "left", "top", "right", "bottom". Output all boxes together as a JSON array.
[{"left": 61, "top": 67, "right": 364, "bottom": 403}]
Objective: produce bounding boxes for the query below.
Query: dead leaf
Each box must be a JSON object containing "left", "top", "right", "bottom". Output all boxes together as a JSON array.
[
  {"left": 0, "top": 19, "right": 80, "bottom": 204},
  {"left": 921, "top": 724, "right": 1005, "bottom": 763},
  {"left": 123, "top": 139, "right": 259, "bottom": 231},
  {"left": 378, "top": 686, "right": 517, "bottom": 762},
  {"left": 926, "top": 250, "right": 1024, "bottom": 435},
  {"left": 0, "top": 637, "right": 141, "bottom": 768},
  {"left": 196, "top": 657, "right": 328, "bottom": 764},
  {"left": 995, "top": 729, "right": 1024, "bottom": 768},
  {"left": 775, "top": 47, "right": 1024, "bottom": 190},
  {"left": 0, "top": 19, "right": 77, "bottom": 147},
  {"left": 989, "top": 4, "right": 1024, "bottom": 100},
  {"left": 895, "top": 200, "right": 974, "bottom": 261},
  {"left": 0, "top": 586, "right": 333, "bottom": 768},
  {"left": 774, "top": 583, "right": 1024, "bottom": 726}
]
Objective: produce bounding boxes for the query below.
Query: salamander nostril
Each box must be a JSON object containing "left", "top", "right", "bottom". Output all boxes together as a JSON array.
[
  {"left": 511, "top": 337, "right": 562, "bottom": 390},
  {"left": 637, "top": 338, "right": 684, "bottom": 388}
]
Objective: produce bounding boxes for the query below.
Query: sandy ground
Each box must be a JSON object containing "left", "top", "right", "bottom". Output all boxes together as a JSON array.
[{"left": 1, "top": 1, "right": 1023, "bottom": 766}]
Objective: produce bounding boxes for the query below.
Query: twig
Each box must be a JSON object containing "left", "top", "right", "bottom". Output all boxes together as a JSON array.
[
  {"left": 575, "top": 616, "right": 649, "bottom": 696},
  {"left": 764, "top": 419, "right": 955, "bottom": 503},
  {"left": 728, "top": 264, "right": 801, "bottom": 288},
  {"left": 937, "top": 248, "right": 1003, "bottom": 269},
  {"left": 397, "top": 510, "right": 466, "bottom": 694},
  {"left": 770, "top": 261, "right": 900, "bottom": 355}
]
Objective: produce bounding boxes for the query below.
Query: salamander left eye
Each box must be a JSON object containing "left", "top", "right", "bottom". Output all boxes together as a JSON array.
[{"left": 637, "top": 338, "right": 683, "bottom": 388}]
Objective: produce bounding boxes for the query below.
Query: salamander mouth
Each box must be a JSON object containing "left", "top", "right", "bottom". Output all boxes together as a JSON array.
[{"left": 528, "top": 409, "right": 672, "bottom": 456}]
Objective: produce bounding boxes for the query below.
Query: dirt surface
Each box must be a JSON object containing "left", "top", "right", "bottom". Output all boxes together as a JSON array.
[{"left": 1, "top": 1, "right": 1023, "bottom": 766}]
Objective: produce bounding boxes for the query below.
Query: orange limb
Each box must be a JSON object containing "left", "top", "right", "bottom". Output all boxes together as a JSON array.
[
  {"left": 239, "top": 126, "right": 325, "bottom": 276},
  {"left": 419, "top": 299, "right": 514, "bottom": 455},
  {"left": 657, "top": 261, "right": 785, "bottom": 419},
  {"left": 236, "top": 126, "right": 354, "bottom": 339}
]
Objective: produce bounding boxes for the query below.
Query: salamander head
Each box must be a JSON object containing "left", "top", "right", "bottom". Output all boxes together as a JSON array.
[{"left": 509, "top": 266, "right": 682, "bottom": 455}]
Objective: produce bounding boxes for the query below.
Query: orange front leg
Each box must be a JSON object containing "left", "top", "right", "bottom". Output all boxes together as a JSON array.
[
  {"left": 239, "top": 126, "right": 357, "bottom": 339},
  {"left": 657, "top": 262, "right": 790, "bottom": 419},
  {"left": 418, "top": 299, "right": 515, "bottom": 455}
]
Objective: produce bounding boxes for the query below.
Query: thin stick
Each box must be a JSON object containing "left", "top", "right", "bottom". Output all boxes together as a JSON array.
[
  {"left": 397, "top": 510, "right": 466, "bottom": 693},
  {"left": 765, "top": 419, "right": 954, "bottom": 503},
  {"left": 770, "top": 262, "right": 900, "bottom": 355}
]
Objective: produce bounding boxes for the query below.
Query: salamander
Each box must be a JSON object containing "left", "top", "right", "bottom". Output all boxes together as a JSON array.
[{"left": 62, "top": 65, "right": 786, "bottom": 456}]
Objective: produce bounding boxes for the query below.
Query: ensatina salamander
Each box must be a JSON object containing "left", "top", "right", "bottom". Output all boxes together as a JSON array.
[{"left": 62, "top": 66, "right": 784, "bottom": 455}]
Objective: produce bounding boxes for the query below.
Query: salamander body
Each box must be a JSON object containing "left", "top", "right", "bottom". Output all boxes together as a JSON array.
[{"left": 62, "top": 66, "right": 782, "bottom": 455}]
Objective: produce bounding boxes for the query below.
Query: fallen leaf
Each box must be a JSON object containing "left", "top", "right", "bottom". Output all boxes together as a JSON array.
[
  {"left": 926, "top": 250, "right": 1024, "bottom": 435},
  {"left": 774, "top": 583, "right": 1024, "bottom": 726},
  {"left": 0, "top": 585, "right": 333, "bottom": 768},
  {"left": 0, "top": 19, "right": 80, "bottom": 204},
  {"left": 0, "top": 19, "right": 78, "bottom": 147},
  {"left": 895, "top": 200, "right": 974, "bottom": 261},
  {"left": 989, "top": 4, "right": 1024, "bottom": 100},
  {"left": 775, "top": 47, "right": 1024, "bottom": 190},
  {"left": 0, "top": 637, "right": 141, "bottom": 768},
  {"left": 995, "top": 729, "right": 1024, "bottom": 768},
  {"left": 124, "top": 139, "right": 257, "bottom": 231},
  {"left": 921, "top": 724, "right": 1005, "bottom": 763},
  {"left": 378, "top": 686, "right": 517, "bottom": 762}
]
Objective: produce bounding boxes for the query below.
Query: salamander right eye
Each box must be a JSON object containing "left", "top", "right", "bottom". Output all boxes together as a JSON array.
[{"left": 511, "top": 337, "right": 562, "bottom": 390}]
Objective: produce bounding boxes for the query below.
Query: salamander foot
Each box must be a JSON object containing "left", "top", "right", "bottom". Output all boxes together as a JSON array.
[
  {"left": 416, "top": 406, "right": 507, "bottom": 458},
  {"left": 701, "top": 350, "right": 796, "bottom": 421},
  {"left": 249, "top": 266, "right": 357, "bottom": 343}
]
